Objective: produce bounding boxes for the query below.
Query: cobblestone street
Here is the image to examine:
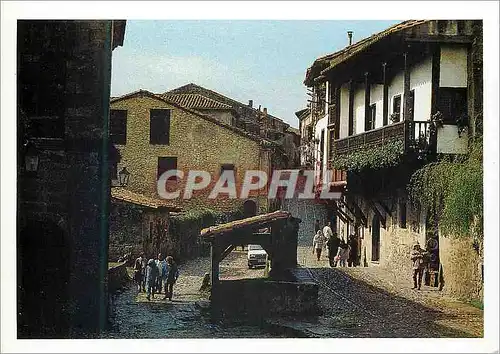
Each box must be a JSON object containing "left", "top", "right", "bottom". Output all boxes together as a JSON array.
[
  {"left": 284, "top": 195, "right": 484, "bottom": 338},
  {"left": 103, "top": 250, "right": 274, "bottom": 338},
  {"left": 104, "top": 194, "right": 483, "bottom": 339}
]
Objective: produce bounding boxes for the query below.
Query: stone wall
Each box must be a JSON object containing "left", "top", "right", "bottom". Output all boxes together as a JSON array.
[
  {"left": 108, "top": 201, "right": 147, "bottom": 261},
  {"left": 17, "top": 20, "right": 120, "bottom": 337},
  {"left": 216, "top": 279, "right": 319, "bottom": 321},
  {"left": 356, "top": 198, "right": 482, "bottom": 302},
  {"left": 439, "top": 235, "right": 483, "bottom": 301},
  {"left": 108, "top": 262, "right": 130, "bottom": 294}
]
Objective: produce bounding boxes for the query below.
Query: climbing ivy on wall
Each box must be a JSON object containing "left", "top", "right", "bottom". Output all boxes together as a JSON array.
[
  {"left": 408, "top": 139, "right": 483, "bottom": 239},
  {"left": 332, "top": 139, "right": 405, "bottom": 172}
]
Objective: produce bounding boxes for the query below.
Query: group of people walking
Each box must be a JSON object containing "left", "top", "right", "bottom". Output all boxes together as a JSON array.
[
  {"left": 133, "top": 253, "right": 179, "bottom": 301},
  {"left": 312, "top": 220, "right": 359, "bottom": 267}
]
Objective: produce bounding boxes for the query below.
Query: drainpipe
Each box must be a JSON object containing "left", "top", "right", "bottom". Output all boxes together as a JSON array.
[{"left": 99, "top": 20, "right": 113, "bottom": 333}]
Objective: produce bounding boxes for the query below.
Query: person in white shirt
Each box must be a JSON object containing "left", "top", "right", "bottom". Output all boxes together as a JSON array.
[
  {"left": 323, "top": 221, "right": 333, "bottom": 242},
  {"left": 312, "top": 230, "right": 326, "bottom": 261}
]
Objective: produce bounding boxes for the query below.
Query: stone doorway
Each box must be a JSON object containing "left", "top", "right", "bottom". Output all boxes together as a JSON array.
[
  {"left": 18, "top": 218, "right": 71, "bottom": 338},
  {"left": 371, "top": 215, "right": 381, "bottom": 262}
]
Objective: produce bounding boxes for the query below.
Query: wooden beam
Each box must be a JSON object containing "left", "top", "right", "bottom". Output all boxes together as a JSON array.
[
  {"left": 348, "top": 80, "right": 355, "bottom": 136},
  {"left": 370, "top": 201, "right": 386, "bottom": 229},
  {"left": 200, "top": 210, "right": 290, "bottom": 238},
  {"left": 334, "top": 86, "right": 340, "bottom": 139},
  {"left": 403, "top": 52, "right": 411, "bottom": 122},
  {"left": 382, "top": 62, "right": 389, "bottom": 126},
  {"left": 431, "top": 44, "right": 441, "bottom": 115},
  {"left": 219, "top": 245, "right": 235, "bottom": 262},
  {"left": 404, "top": 34, "right": 473, "bottom": 44},
  {"left": 376, "top": 200, "right": 393, "bottom": 217},
  {"left": 335, "top": 201, "right": 354, "bottom": 223},
  {"left": 210, "top": 243, "right": 220, "bottom": 291}
]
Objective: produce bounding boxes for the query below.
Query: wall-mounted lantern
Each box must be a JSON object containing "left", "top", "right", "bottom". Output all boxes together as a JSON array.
[
  {"left": 24, "top": 142, "right": 39, "bottom": 173},
  {"left": 118, "top": 167, "right": 131, "bottom": 187}
]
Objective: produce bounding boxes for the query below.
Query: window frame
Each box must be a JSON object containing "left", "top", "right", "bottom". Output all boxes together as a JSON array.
[
  {"left": 392, "top": 95, "right": 402, "bottom": 122},
  {"left": 110, "top": 109, "right": 127, "bottom": 145},
  {"left": 150, "top": 109, "right": 171, "bottom": 145},
  {"left": 157, "top": 156, "right": 178, "bottom": 179}
]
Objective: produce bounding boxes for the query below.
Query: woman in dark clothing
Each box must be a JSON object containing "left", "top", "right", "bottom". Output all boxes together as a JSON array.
[
  {"left": 163, "top": 256, "right": 179, "bottom": 301},
  {"left": 347, "top": 234, "right": 358, "bottom": 267},
  {"left": 327, "top": 233, "right": 341, "bottom": 267}
]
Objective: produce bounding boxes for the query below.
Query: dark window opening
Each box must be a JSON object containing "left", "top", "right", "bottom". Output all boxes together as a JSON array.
[
  {"left": 366, "top": 104, "right": 376, "bottom": 131},
  {"left": 392, "top": 95, "right": 402, "bottom": 122},
  {"left": 150, "top": 109, "right": 171, "bottom": 145},
  {"left": 220, "top": 163, "right": 235, "bottom": 175},
  {"left": 157, "top": 156, "right": 177, "bottom": 179},
  {"left": 399, "top": 199, "right": 407, "bottom": 229},
  {"left": 409, "top": 90, "right": 415, "bottom": 121},
  {"left": 110, "top": 109, "right": 127, "bottom": 144},
  {"left": 437, "top": 87, "right": 468, "bottom": 124}
]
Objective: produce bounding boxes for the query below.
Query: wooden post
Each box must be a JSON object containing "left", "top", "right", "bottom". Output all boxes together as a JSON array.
[
  {"left": 334, "top": 86, "right": 341, "bottom": 139},
  {"left": 348, "top": 80, "right": 355, "bottom": 136},
  {"left": 382, "top": 62, "right": 389, "bottom": 126},
  {"left": 210, "top": 241, "right": 219, "bottom": 291},
  {"left": 364, "top": 72, "right": 371, "bottom": 131},
  {"left": 403, "top": 52, "right": 411, "bottom": 150},
  {"left": 403, "top": 52, "right": 411, "bottom": 122}
]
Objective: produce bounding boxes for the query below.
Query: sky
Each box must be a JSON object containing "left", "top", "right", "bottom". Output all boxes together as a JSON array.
[{"left": 111, "top": 20, "right": 400, "bottom": 128}]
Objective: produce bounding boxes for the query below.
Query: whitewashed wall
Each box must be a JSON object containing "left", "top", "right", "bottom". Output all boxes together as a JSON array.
[
  {"left": 370, "top": 84, "right": 384, "bottom": 129},
  {"left": 314, "top": 115, "right": 329, "bottom": 183},
  {"left": 388, "top": 71, "right": 404, "bottom": 118},
  {"left": 354, "top": 87, "right": 365, "bottom": 134},
  {"left": 440, "top": 45, "right": 468, "bottom": 88},
  {"left": 339, "top": 84, "right": 350, "bottom": 139},
  {"left": 437, "top": 124, "right": 468, "bottom": 154},
  {"left": 411, "top": 56, "right": 432, "bottom": 123}
]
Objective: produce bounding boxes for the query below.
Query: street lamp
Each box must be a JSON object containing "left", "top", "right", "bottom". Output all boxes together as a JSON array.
[
  {"left": 118, "top": 167, "right": 130, "bottom": 187},
  {"left": 24, "top": 142, "right": 39, "bottom": 173}
]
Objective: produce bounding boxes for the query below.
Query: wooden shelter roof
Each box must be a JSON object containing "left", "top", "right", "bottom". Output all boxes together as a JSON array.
[{"left": 200, "top": 210, "right": 291, "bottom": 239}]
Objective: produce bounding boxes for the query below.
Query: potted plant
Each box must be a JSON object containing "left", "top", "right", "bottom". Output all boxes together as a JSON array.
[
  {"left": 456, "top": 113, "right": 469, "bottom": 137},
  {"left": 389, "top": 112, "right": 400, "bottom": 123}
]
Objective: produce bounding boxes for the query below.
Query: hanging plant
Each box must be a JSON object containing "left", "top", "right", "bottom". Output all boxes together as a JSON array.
[
  {"left": 332, "top": 139, "right": 405, "bottom": 172},
  {"left": 408, "top": 138, "right": 483, "bottom": 240}
]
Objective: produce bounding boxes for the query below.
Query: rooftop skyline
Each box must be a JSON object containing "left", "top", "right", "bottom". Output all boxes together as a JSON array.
[{"left": 111, "top": 20, "right": 400, "bottom": 128}]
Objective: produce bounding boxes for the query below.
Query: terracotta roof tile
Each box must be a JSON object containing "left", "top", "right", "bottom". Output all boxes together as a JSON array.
[
  {"left": 111, "top": 188, "right": 181, "bottom": 210},
  {"left": 160, "top": 93, "right": 232, "bottom": 110}
]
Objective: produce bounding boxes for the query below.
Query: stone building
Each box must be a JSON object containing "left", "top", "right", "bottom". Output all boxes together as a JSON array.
[
  {"left": 17, "top": 20, "right": 126, "bottom": 338},
  {"left": 109, "top": 89, "right": 274, "bottom": 214},
  {"left": 303, "top": 20, "right": 483, "bottom": 300},
  {"left": 164, "top": 83, "right": 290, "bottom": 140}
]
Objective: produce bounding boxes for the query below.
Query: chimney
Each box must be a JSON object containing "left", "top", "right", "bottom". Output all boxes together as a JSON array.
[
  {"left": 347, "top": 31, "right": 353, "bottom": 46},
  {"left": 258, "top": 104, "right": 261, "bottom": 111},
  {"left": 248, "top": 99, "right": 253, "bottom": 108},
  {"left": 263, "top": 107, "right": 268, "bottom": 115}
]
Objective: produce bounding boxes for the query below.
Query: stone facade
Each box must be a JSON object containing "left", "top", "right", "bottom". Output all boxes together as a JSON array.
[
  {"left": 17, "top": 20, "right": 125, "bottom": 337},
  {"left": 110, "top": 91, "right": 271, "bottom": 213}
]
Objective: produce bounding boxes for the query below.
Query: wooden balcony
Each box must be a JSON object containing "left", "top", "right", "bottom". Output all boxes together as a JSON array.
[{"left": 332, "top": 120, "right": 433, "bottom": 156}]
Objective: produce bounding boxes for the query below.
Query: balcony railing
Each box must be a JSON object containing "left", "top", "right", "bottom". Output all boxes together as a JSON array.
[{"left": 332, "top": 120, "right": 433, "bottom": 156}]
